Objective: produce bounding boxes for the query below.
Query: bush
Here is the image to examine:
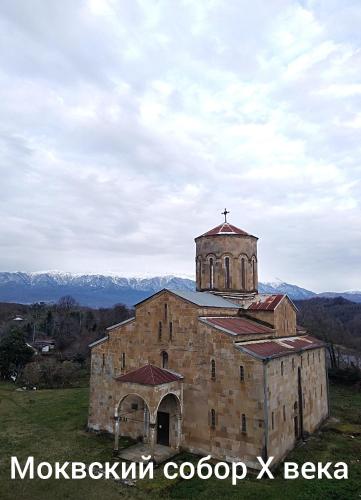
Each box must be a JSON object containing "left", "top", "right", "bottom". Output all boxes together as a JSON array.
[
  {"left": 328, "top": 366, "right": 361, "bottom": 385},
  {"left": 22, "top": 362, "right": 42, "bottom": 387},
  {"left": 20, "top": 359, "right": 82, "bottom": 389}
]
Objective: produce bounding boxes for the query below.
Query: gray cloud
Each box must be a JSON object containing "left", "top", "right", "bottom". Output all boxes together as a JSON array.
[{"left": 0, "top": 0, "right": 360, "bottom": 292}]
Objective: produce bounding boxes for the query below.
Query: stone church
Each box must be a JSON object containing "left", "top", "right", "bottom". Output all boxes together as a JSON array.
[{"left": 88, "top": 214, "right": 329, "bottom": 468}]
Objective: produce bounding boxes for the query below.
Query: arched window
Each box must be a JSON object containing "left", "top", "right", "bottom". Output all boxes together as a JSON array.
[
  {"left": 281, "top": 361, "right": 284, "bottom": 376},
  {"left": 121, "top": 352, "right": 125, "bottom": 370},
  {"left": 209, "top": 257, "right": 214, "bottom": 289},
  {"left": 158, "top": 321, "right": 162, "bottom": 341},
  {"left": 161, "top": 351, "right": 168, "bottom": 369},
  {"left": 241, "top": 257, "right": 246, "bottom": 290},
  {"left": 225, "top": 257, "right": 230, "bottom": 288},
  {"left": 211, "top": 409, "right": 216, "bottom": 428},
  {"left": 164, "top": 303, "right": 168, "bottom": 321},
  {"left": 169, "top": 321, "right": 173, "bottom": 341},
  {"left": 240, "top": 365, "right": 244, "bottom": 381},
  {"left": 211, "top": 359, "right": 216, "bottom": 380}
]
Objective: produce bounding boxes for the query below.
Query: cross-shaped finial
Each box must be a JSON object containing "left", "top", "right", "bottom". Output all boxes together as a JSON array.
[{"left": 222, "top": 208, "right": 230, "bottom": 223}]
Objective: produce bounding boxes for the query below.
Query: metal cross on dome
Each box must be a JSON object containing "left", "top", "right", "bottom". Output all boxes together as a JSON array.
[{"left": 222, "top": 208, "right": 230, "bottom": 223}]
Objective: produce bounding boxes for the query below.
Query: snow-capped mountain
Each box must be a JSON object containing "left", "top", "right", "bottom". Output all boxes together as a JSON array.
[
  {"left": 259, "top": 278, "right": 316, "bottom": 300},
  {"left": 0, "top": 272, "right": 196, "bottom": 307},
  {"left": 0, "top": 271, "right": 359, "bottom": 307}
]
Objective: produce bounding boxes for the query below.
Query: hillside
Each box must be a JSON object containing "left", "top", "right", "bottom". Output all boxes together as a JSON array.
[{"left": 296, "top": 297, "right": 361, "bottom": 352}]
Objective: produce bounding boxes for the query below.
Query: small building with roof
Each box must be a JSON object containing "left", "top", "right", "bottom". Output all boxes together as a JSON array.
[{"left": 88, "top": 212, "right": 329, "bottom": 467}]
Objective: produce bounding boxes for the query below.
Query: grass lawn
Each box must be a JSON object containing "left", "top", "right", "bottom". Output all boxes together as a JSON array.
[{"left": 0, "top": 382, "right": 360, "bottom": 500}]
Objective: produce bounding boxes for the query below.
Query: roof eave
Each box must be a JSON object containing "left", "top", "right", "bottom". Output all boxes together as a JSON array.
[
  {"left": 106, "top": 316, "right": 136, "bottom": 331},
  {"left": 89, "top": 335, "right": 109, "bottom": 348}
]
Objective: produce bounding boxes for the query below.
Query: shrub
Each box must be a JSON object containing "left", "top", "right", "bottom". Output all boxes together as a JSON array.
[
  {"left": 20, "top": 359, "right": 82, "bottom": 389},
  {"left": 328, "top": 366, "right": 361, "bottom": 386}
]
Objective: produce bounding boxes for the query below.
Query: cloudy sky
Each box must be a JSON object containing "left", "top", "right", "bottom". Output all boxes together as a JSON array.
[{"left": 0, "top": 0, "right": 360, "bottom": 292}]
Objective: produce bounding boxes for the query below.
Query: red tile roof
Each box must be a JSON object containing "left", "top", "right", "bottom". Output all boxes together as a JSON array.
[
  {"left": 248, "top": 294, "right": 284, "bottom": 311},
  {"left": 115, "top": 364, "right": 183, "bottom": 386},
  {"left": 236, "top": 335, "right": 324, "bottom": 360},
  {"left": 200, "top": 223, "right": 250, "bottom": 237},
  {"left": 201, "top": 316, "right": 274, "bottom": 336}
]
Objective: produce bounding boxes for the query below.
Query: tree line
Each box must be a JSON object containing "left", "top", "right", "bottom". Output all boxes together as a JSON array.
[{"left": 0, "top": 296, "right": 133, "bottom": 386}]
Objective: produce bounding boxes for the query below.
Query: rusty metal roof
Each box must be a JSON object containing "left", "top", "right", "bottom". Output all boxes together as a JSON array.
[
  {"left": 115, "top": 364, "right": 183, "bottom": 386},
  {"left": 197, "top": 222, "right": 256, "bottom": 238},
  {"left": 235, "top": 335, "right": 324, "bottom": 360},
  {"left": 200, "top": 316, "right": 274, "bottom": 336},
  {"left": 248, "top": 294, "right": 284, "bottom": 311}
]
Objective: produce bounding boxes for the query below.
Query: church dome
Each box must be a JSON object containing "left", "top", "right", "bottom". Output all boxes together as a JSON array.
[{"left": 195, "top": 211, "right": 258, "bottom": 295}]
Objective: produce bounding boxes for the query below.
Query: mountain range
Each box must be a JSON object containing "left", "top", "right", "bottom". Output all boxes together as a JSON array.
[{"left": 0, "top": 271, "right": 360, "bottom": 308}]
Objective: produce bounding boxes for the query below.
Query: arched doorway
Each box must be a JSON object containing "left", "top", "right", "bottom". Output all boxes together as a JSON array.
[
  {"left": 156, "top": 393, "right": 182, "bottom": 449},
  {"left": 117, "top": 393, "right": 151, "bottom": 443}
]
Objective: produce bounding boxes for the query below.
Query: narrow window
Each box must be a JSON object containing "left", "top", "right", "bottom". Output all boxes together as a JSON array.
[
  {"left": 197, "top": 258, "right": 201, "bottom": 285},
  {"left": 241, "top": 257, "right": 246, "bottom": 290},
  {"left": 292, "top": 358, "right": 295, "bottom": 371},
  {"left": 252, "top": 259, "right": 257, "bottom": 290},
  {"left": 161, "top": 351, "right": 168, "bottom": 369},
  {"left": 209, "top": 257, "right": 214, "bottom": 289},
  {"left": 225, "top": 257, "right": 230, "bottom": 288},
  {"left": 241, "top": 413, "right": 247, "bottom": 433},
  {"left": 281, "top": 361, "right": 284, "bottom": 376},
  {"left": 307, "top": 353, "right": 310, "bottom": 366},
  {"left": 313, "top": 352, "right": 315, "bottom": 362},
  {"left": 211, "top": 359, "right": 216, "bottom": 380},
  {"left": 318, "top": 351, "right": 321, "bottom": 362},
  {"left": 121, "top": 352, "right": 125, "bottom": 370},
  {"left": 158, "top": 321, "right": 162, "bottom": 341},
  {"left": 283, "top": 405, "right": 286, "bottom": 422},
  {"left": 300, "top": 356, "right": 303, "bottom": 368},
  {"left": 164, "top": 303, "right": 168, "bottom": 322},
  {"left": 102, "top": 353, "right": 105, "bottom": 370},
  {"left": 271, "top": 412, "right": 274, "bottom": 430},
  {"left": 211, "top": 409, "right": 216, "bottom": 428},
  {"left": 240, "top": 365, "right": 244, "bottom": 382},
  {"left": 169, "top": 321, "right": 173, "bottom": 341}
]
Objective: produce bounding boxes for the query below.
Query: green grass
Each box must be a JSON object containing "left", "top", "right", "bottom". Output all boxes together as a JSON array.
[{"left": 0, "top": 382, "right": 360, "bottom": 499}]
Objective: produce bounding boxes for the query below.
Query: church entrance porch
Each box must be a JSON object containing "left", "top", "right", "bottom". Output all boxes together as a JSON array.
[{"left": 113, "top": 364, "right": 183, "bottom": 463}]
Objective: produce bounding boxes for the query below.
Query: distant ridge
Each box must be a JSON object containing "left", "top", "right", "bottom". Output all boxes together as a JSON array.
[{"left": 0, "top": 272, "right": 359, "bottom": 307}]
